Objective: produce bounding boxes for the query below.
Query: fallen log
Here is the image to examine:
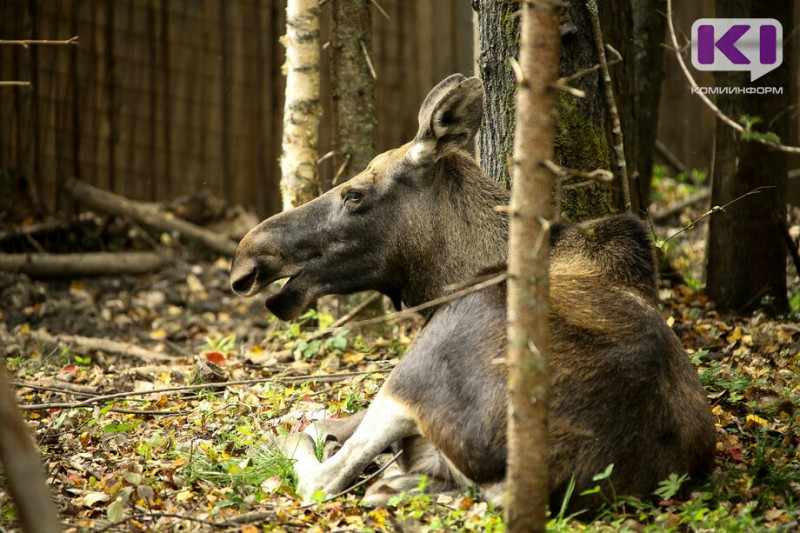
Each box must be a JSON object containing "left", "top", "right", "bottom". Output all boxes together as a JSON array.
[
  {"left": 28, "top": 329, "right": 174, "bottom": 363},
  {"left": 66, "top": 179, "right": 238, "bottom": 256},
  {"left": 648, "top": 189, "right": 711, "bottom": 223},
  {"left": 0, "top": 251, "right": 167, "bottom": 277}
]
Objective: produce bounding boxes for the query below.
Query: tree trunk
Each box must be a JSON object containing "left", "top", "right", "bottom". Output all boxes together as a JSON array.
[
  {"left": 601, "top": 0, "right": 666, "bottom": 213},
  {"left": 473, "top": 0, "right": 618, "bottom": 220},
  {"left": 706, "top": 0, "right": 792, "bottom": 313},
  {"left": 329, "top": 0, "right": 384, "bottom": 321},
  {"left": 0, "top": 367, "right": 62, "bottom": 533},
  {"left": 280, "top": 0, "right": 322, "bottom": 210},
  {"left": 331, "top": 0, "right": 375, "bottom": 184},
  {"left": 505, "top": 0, "right": 559, "bottom": 529}
]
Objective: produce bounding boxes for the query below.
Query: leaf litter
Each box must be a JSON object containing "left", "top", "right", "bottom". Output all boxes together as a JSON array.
[{"left": 1, "top": 178, "right": 799, "bottom": 531}]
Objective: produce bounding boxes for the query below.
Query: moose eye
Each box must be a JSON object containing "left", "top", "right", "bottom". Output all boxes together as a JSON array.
[{"left": 344, "top": 189, "right": 363, "bottom": 204}]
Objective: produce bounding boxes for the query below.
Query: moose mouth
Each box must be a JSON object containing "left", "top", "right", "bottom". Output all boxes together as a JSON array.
[{"left": 263, "top": 273, "right": 312, "bottom": 321}]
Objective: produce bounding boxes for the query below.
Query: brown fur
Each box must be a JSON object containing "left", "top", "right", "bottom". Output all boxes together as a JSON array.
[{"left": 230, "top": 74, "right": 716, "bottom": 514}]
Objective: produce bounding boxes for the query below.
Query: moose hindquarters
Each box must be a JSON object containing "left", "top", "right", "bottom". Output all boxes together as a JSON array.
[{"left": 546, "top": 280, "right": 716, "bottom": 513}]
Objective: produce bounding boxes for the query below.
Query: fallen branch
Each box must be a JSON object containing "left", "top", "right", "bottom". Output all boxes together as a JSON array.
[
  {"left": 654, "top": 139, "right": 690, "bottom": 177},
  {"left": 649, "top": 189, "right": 710, "bottom": 222},
  {"left": 0, "top": 251, "right": 167, "bottom": 277},
  {"left": 28, "top": 329, "right": 175, "bottom": 363},
  {"left": 65, "top": 179, "right": 238, "bottom": 256},
  {"left": 16, "top": 370, "right": 388, "bottom": 411},
  {"left": 12, "top": 380, "right": 99, "bottom": 397},
  {"left": 0, "top": 368, "right": 62, "bottom": 533}
]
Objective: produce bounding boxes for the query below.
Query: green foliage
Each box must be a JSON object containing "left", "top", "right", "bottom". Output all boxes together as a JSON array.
[
  {"left": 203, "top": 334, "right": 236, "bottom": 353},
  {"left": 387, "top": 477, "right": 505, "bottom": 532},
  {"left": 739, "top": 114, "right": 782, "bottom": 146},
  {"left": 653, "top": 473, "right": 689, "bottom": 501}
]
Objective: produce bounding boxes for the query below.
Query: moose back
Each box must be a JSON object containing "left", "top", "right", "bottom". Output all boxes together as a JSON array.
[{"left": 230, "top": 74, "right": 716, "bottom": 513}]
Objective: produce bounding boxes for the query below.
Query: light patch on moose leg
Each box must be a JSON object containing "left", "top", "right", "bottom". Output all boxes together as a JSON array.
[{"left": 297, "top": 391, "right": 418, "bottom": 502}]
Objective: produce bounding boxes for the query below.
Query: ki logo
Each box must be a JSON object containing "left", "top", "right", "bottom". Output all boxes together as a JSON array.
[{"left": 691, "top": 19, "right": 783, "bottom": 82}]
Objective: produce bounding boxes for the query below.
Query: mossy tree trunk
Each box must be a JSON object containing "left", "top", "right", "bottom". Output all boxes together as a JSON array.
[
  {"left": 280, "top": 0, "right": 322, "bottom": 210},
  {"left": 706, "top": 0, "right": 792, "bottom": 313},
  {"left": 474, "top": 0, "right": 647, "bottom": 222}
]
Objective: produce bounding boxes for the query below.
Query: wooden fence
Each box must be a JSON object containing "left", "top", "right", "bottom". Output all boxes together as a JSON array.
[{"left": 0, "top": 0, "right": 473, "bottom": 218}]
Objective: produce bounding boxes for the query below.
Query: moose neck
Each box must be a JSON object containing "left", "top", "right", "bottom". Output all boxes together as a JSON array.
[{"left": 398, "top": 153, "right": 510, "bottom": 314}]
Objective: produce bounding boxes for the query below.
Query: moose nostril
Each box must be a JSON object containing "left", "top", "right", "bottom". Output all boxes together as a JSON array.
[{"left": 231, "top": 268, "right": 257, "bottom": 294}]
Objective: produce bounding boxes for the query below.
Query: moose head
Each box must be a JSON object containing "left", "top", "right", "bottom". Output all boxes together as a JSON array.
[{"left": 231, "top": 74, "right": 509, "bottom": 320}]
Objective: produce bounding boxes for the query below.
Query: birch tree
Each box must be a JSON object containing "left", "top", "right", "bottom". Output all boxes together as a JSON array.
[
  {"left": 280, "top": 0, "right": 322, "bottom": 210},
  {"left": 506, "top": 0, "right": 560, "bottom": 530}
]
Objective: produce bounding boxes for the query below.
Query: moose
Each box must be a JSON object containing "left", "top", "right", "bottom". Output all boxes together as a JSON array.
[{"left": 230, "top": 74, "right": 716, "bottom": 513}]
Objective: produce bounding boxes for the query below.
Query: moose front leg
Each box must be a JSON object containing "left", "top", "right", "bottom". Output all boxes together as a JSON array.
[{"left": 294, "top": 391, "right": 418, "bottom": 502}]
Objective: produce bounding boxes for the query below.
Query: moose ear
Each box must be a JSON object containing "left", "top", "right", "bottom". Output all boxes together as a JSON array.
[{"left": 407, "top": 75, "right": 484, "bottom": 164}]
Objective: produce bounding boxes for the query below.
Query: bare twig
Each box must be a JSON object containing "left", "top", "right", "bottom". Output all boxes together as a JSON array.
[
  {"left": 331, "top": 292, "right": 382, "bottom": 328},
  {"left": 556, "top": 43, "right": 622, "bottom": 85},
  {"left": 663, "top": 186, "right": 774, "bottom": 244},
  {"left": 360, "top": 40, "right": 377, "bottom": 80},
  {"left": 370, "top": 0, "right": 390, "bottom": 20},
  {"left": 317, "top": 150, "right": 335, "bottom": 164},
  {"left": 542, "top": 159, "right": 613, "bottom": 183},
  {"left": 0, "top": 81, "right": 32, "bottom": 87},
  {"left": 0, "top": 36, "right": 79, "bottom": 48},
  {"left": 587, "top": 0, "right": 630, "bottom": 212},
  {"left": 665, "top": 0, "right": 800, "bottom": 154},
  {"left": 336, "top": 271, "right": 509, "bottom": 330},
  {"left": 332, "top": 153, "right": 351, "bottom": 185}
]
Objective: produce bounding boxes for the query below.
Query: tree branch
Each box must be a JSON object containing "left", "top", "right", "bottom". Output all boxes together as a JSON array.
[
  {"left": 587, "top": 0, "right": 631, "bottom": 212},
  {"left": 664, "top": 0, "right": 800, "bottom": 154}
]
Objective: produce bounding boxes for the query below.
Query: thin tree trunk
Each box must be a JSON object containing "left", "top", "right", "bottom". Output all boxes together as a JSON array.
[
  {"left": 0, "top": 367, "right": 62, "bottom": 533},
  {"left": 505, "top": 0, "right": 559, "bottom": 530},
  {"left": 706, "top": 0, "right": 792, "bottom": 313},
  {"left": 280, "top": 0, "right": 322, "bottom": 210}
]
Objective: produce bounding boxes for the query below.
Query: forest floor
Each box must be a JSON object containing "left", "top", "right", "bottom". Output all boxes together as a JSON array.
[{"left": 1, "top": 171, "right": 800, "bottom": 532}]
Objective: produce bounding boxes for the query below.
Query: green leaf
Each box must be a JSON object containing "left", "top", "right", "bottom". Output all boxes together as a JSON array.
[
  {"left": 107, "top": 499, "right": 124, "bottom": 523},
  {"left": 592, "top": 463, "right": 614, "bottom": 481}
]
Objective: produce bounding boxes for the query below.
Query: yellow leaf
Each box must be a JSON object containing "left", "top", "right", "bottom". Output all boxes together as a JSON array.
[
  {"left": 726, "top": 327, "right": 742, "bottom": 344},
  {"left": 343, "top": 351, "right": 366, "bottom": 364},
  {"left": 149, "top": 328, "right": 167, "bottom": 340},
  {"left": 175, "top": 489, "right": 194, "bottom": 503},
  {"left": 20, "top": 323, "right": 30, "bottom": 335},
  {"left": 745, "top": 414, "right": 768, "bottom": 428},
  {"left": 666, "top": 316, "right": 675, "bottom": 327}
]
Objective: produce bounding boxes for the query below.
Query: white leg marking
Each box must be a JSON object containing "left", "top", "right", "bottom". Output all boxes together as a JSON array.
[{"left": 297, "top": 391, "right": 417, "bottom": 502}]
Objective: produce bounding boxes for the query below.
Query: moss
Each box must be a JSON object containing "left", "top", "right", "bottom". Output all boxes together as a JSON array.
[{"left": 554, "top": 91, "right": 616, "bottom": 222}]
